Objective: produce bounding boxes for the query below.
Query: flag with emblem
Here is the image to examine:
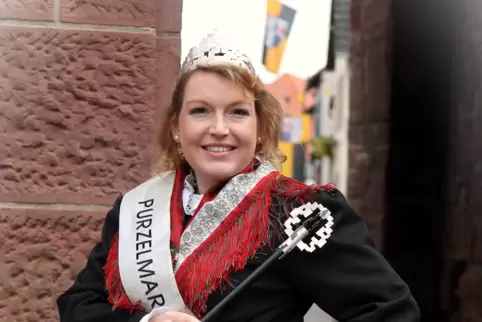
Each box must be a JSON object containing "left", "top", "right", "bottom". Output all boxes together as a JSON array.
[{"left": 262, "top": 0, "right": 296, "bottom": 73}]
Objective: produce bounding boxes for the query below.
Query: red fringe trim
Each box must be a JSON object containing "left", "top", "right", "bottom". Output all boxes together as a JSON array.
[
  {"left": 174, "top": 174, "right": 336, "bottom": 318},
  {"left": 174, "top": 173, "right": 276, "bottom": 318},
  {"left": 105, "top": 233, "right": 142, "bottom": 312},
  {"left": 103, "top": 171, "right": 336, "bottom": 317},
  {"left": 272, "top": 174, "right": 336, "bottom": 199}
]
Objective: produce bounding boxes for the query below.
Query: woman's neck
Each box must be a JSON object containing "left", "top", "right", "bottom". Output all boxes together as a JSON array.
[{"left": 194, "top": 175, "right": 222, "bottom": 194}]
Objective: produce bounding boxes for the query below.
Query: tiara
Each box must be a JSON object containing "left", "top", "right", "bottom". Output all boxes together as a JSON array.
[{"left": 181, "top": 30, "right": 256, "bottom": 75}]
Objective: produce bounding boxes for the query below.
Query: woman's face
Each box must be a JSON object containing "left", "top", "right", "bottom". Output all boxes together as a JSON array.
[{"left": 173, "top": 70, "right": 258, "bottom": 193}]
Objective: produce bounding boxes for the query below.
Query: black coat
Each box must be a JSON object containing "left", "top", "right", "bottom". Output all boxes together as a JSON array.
[{"left": 57, "top": 189, "right": 420, "bottom": 322}]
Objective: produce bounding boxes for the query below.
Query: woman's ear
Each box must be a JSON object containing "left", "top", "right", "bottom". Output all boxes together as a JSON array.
[
  {"left": 171, "top": 128, "right": 180, "bottom": 142},
  {"left": 171, "top": 116, "right": 180, "bottom": 141}
]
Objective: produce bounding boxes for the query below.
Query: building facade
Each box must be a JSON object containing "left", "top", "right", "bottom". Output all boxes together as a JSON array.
[{"left": 330, "top": 0, "right": 482, "bottom": 321}]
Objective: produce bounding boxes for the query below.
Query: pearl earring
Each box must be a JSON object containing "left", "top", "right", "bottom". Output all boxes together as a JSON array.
[
  {"left": 257, "top": 137, "right": 261, "bottom": 143},
  {"left": 174, "top": 135, "right": 179, "bottom": 142}
]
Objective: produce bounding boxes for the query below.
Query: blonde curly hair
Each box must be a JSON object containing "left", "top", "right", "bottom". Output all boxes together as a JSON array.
[{"left": 155, "top": 64, "right": 286, "bottom": 173}]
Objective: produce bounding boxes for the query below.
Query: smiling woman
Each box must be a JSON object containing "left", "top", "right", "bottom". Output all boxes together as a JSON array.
[
  {"left": 57, "top": 31, "right": 420, "bottom": 322},
  {"left": 157, "top": 64, "right": 284, "bottom": 193}
]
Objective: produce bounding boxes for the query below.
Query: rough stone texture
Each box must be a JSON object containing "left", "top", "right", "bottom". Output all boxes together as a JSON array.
[
  {"left": 343, "top": 0, "right": 482, "bottom": 319},
  {"left": 61, "top": 0, "right": 155, "bottom": 27},
  {"left": 445, "top": 0, "right": 482, "bottom": 320},
  {"left": 377, "top": 0, "right": 482, "bottom": 320},
  {"left": 0, "top": 0, "right": 53, "bottom": 20},
  {"left": 347, "top": 0, "right": 391, "bottom": 250},
  {"left": 474, "top": 217, "right": 482, "bottom": 264},
  {"left": 450, "top": 265, "right": 482, "bottom": 322},
  {"left": 0, "top": 27, "right": 158, "bottom": 206},
  {"left": 156, "top": 0, "right": 182, "bottom": 33},
  {"left": 154, "top": 36, "right": 181, "bottom": 118},
  {"left": 0, "top": 0, "right": 182, "bottom": 320},
  {"left": 0, "top": 208, "right": 106, "bottom": 322}
]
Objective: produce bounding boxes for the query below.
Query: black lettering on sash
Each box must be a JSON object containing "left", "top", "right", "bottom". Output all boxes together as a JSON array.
[
  {"left": 136, "top": 249, "right": 151, "bottom": 261},
  {"left": 136, "top": 240, "right": 152, "bottom": 251},
  {"left": 134, "top": 198, "right": 165, "bottom": 307},
  {"left": 136, "top": 229, "right": 152, "bottom": 242},
  {"left": 139, "top": 199, "right": 154, "bottom": 208},
  {"left": 136, "top": 208, "right": 153, "bottom": 219},
  {"left": 135, "top": 199, "right": 154, "bottom": 262},
  {"left": 136, "top": 218, "right": 152, "bottom": 230},
  {"left": 137, "top": 259, "right": 155, "bottom": 278},
  {"left": 148, "top": 293, "right": 165, "bottom": 308},
  {"left": 141, "top": 280, "right": 159, "bottom": 296}
]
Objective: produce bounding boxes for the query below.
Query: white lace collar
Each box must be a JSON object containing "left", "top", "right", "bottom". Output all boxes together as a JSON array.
[{"left": 182, "top": 173, "right": 203, "bottom": 217}]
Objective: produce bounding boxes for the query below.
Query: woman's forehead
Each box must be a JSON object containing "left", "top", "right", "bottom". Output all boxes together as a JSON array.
[{"left": 183, "top": 71, "right": 254, "bottom": 105}]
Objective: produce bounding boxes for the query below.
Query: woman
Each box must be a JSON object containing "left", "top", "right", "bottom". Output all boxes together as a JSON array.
[{"left": 57, "top": 31, "right": 420, "bottom": 322}]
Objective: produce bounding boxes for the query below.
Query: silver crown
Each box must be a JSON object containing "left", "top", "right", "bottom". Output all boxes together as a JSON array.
[{"left": 181, "top": 30, "right": 256, "bottom": 75}]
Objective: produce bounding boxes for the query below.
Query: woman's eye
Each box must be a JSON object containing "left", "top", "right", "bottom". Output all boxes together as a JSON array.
[
  {"left": 231, "top": 108, "right": 250, "bottom": 116},
  {"left": 189, "top": 107, "right": 207, "bottom": 114}
]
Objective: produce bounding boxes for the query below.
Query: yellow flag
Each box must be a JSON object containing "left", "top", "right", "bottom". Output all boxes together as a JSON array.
[{"left": 262, "top": 0, "right": 296, "bottom": 73}]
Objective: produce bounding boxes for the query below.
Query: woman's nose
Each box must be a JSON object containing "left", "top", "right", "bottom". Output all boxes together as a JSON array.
[{"left": 209, "top": 115, "right": 229, "bottom": 136}]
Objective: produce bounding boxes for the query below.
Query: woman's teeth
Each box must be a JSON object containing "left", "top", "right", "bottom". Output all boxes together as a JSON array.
[{"left": 205, "top": 146, "right": 233, "bottom": 153}]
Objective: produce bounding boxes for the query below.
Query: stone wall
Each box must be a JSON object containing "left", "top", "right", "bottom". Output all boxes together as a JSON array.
[
  {"left": 347, "top": 0, "right": 391, "bottom": 249},
  {"left": 445, "top": 0, "right": 482, "bottom": 320},
  {"left": 348, "top": 0, "right": 482, "bottom": 320},
  {"left": 0, "top": 0, "right": 182, "bottom": 320}
]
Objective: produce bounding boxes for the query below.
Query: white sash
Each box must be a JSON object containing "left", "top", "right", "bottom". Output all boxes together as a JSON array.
[
  {"left": 118, "top": 172, "right": 188, "bottom": 313},
  {"left": 118, "top": 161, "right": 277, "bottom": 313}
]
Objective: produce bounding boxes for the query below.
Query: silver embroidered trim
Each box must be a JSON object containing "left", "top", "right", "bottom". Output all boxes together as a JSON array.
[
  {"left": 181, "top": 30, "right": 256, "bottom": 75},
  {"left": 173, "top": 161, "right": 276, "bottom": 272}
]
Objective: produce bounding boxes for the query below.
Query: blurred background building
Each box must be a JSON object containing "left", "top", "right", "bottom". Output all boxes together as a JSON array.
[{"left": 1, "top": 0, "right": 481, "bottom": 321}]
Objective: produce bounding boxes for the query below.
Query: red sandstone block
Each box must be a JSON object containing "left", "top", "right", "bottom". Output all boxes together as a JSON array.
[
  {"left": 349, "top": 123, "right": 389, "bottom": 148},
  {"left": 350, "top": 1, "right": 361, "bottom": 32},
  {"left": 473, "top": 218, "right": 482, "bottom": 263},
  {"left": 346, "top": 144, "right": 370, "bottom": 197},
  {"left": 0, "top": 0, "right": 53, "bottom": 20},
  {"left": 155, "top": 36, "right": 180, "bottom": 110},
  {"left": 454, "top": 265, "right": 482, "bottom": 319},
  {"left": 0, "top": 26, "right": 161, "bottom": 205},
  {"left": 361, "top": 0, "right": 389, "bottom": 34},
  {"left": 61, "top": 0, "right": 155, "bottom": 27},
  {"left": 348, "top": 56, "right": 365, "bottom": 123},
  {"left": 445, "top": 213, "right": 474, "bottom": 261},
  {"left": 156, "top": 0, "right": 182, "bottom": 33},
  {"left": 0, "top": 208, "right": 106, "bottom": 321}
]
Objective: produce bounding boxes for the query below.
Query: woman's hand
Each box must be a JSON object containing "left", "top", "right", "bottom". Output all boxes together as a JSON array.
[{"left": 150, "top": 311, "right": 200, "bottom": 322}]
